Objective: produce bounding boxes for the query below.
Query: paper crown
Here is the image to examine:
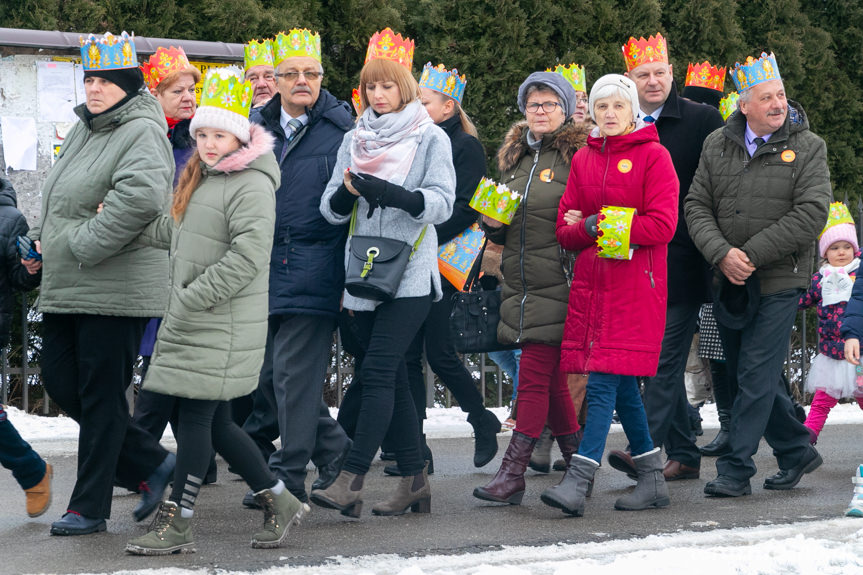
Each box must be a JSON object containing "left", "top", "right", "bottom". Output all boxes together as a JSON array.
[
  {"left": 80, "top": 31, "right": 137, "bottom": 71},
  {"left": 245, "top": 38, "right": 275, "bottom": 69},
  {"left": 597, "top": 206, "right": 636, "bottom": 260},
  {"left": 200, "top": 67, "right": 253, "bottom": 119},
  {"left": 469, "top": 177, "right": 523, "bottom": 225},
  {"left": 621, "top": 33, "right": 668, "bottom": 72},
  {"left": 730, "top": 52, "right": 781, "bottom": 92},
  {"left": 365, "top": 28, "right": 415, "bottom": 70},
  {"left": 719, "top": 91, "right": 739, "bottom": 121},
  {"left": 419, "top": 62, "right": 467, "bottom": 103},
  {"left": 820, "top": 202, "right": 856, "bottom": 239},
  {"left": 273, "top": 29, "right": 322, "bottom": 66},
  {"left": 140, "top": 46, "right": 194, "bottom": 91},
  {"left": 685, "top": 61, "right": 726, "bottom": 92},
  {"left": 547, "top": 63, "right": 586, "bottom": 93}
]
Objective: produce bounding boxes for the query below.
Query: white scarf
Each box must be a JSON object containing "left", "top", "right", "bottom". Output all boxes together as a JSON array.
[
  {"left": 820, "top": 258, "right": 859, "bottom": 306},
  {"left": 351, "top": 100, "right": 433, "bottom": 186}
]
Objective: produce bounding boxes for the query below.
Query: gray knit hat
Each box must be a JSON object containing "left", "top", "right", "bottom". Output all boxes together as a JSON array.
[{"left": 517, "top": 71, "right": 578, "bottom": 117}]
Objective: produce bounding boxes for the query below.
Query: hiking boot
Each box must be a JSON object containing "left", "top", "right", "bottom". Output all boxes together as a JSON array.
[
  {"left": 529, "top": 426, "right": 553, "bottom": 473},
  {"left": 125, "top": 501, "right": 194, "bottom": 555},
  {"left": 310, "top": 470, "right": 364, "bottom": 518},
  {"left": 251, "top": 487, "right": 310, "bottom": 548},
  {"left": 133, "top": 452, "right": 176, "bottom": 522},
  {"left": 372, "top": 463, "right": 431, "bottom": 516},
  {"left": 473, "top": 431, "right": 536, "bottom": 505},
  {"left": 614, "top": 448, "right": 670, "bottom": 511},
  {"left": 26, "top": 463, "right": 52, "bottom": 517},
  {"left": 468, "top": 409, "right": 502, "bottom": 467}
]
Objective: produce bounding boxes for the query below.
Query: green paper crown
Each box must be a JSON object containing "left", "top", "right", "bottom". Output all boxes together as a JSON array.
[
  {"left": 245, "top": 39, "right": 274, "bottom": 69},
  {"left": 547, "top": 63, "right": 586, "bottom": 93},
  {"left": 719, "top": 91, "right": 739, "bottom": 121},
  {"left": 274, "top": 29, "right": 321, "bottom": 66},
  {"left": 200, "top": 67, "right": 253, "bottom": 118},
  {"left": 820, "top": 202, "right": 856, "bottom": 239}
]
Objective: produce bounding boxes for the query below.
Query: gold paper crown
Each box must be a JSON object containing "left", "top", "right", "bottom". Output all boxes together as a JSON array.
[
  {"left": 245, "top": 38, "right": 275, "bottom": 69},
  {"left": 200, "top": 66, "right": 253, "bottom": 119},
  {"left": 820, "top": 202, "right": 856, "bottom": 239},
  {"left": 546, "top": 63, "right": 586, "bottom": 93},
  {"left": 718, "top": 91, "right": 739, "bottom": 121},
  {"left": 621, "top": 33, "right": 668, "bottom": 72},
  {"left": 685, "top": 61, "right": 726, "bottom": 92},
  {"left": 273, "top": 29, "right": 322, "bottom": 66},
  {"left": 419, "top": 63, "right": 467, "bottom": 103},
  {"left": 730, "top": 52, "right": 781, "bottom": 92},
  {"left": 80, "top": 31, "right": 137, "bottom": 71},
  {"left": 365, "top": 28, "right": 415, "bottom": 70},
  {"left": 141, "top": 46, "right": 195, "bottom": 91}
]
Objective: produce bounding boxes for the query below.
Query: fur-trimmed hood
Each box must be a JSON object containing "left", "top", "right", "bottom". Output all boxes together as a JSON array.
[
  {"left": 213, "top": 123, "right": 276, "bottom": 174},
  {"left": 497, "top": 119, "right": 590, "bottom": 174}
]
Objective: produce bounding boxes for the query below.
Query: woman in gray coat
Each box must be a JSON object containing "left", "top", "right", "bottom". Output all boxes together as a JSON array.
[{"left": 313, "top": 55, "right": 455, "bottom": 518}]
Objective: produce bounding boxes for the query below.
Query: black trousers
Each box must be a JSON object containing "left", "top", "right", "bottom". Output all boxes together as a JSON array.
[
  {"left": 41, "top": 313, "right": 167, "bottom": 519},
  {"left": 404, "top": 284, "right": 484, "bottom": 422},
  {"left": 341, "top": 296, "right": 430, "bottom": 476},
  {"left": 715, "top": 289, "right": 812, "bottom": 480}
]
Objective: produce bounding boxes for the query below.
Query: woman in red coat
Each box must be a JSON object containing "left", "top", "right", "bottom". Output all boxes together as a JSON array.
[{"left": 540, "top": 74, "right": 679, "bottom": 517}]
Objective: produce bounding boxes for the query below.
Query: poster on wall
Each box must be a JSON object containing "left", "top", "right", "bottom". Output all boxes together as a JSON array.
[{"left": 37, "top": 61, "right": 80, "bottom": 123}]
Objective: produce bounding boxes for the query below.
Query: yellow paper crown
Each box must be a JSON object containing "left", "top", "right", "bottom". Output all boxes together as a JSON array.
[
  {"left": 597, "top": 206, "right": 636, "bottom": 260},
  {"left": 546, "top": 63, "right": 587, "bottom": 93},
  {"left": 273, "top": 29, "right": 322, "bottom": 66},
  {"left": 141, "top": 46, "right": 194, "bottom": 91},
  {"left": 718, "top": 91, "right": 739, "bottom": 121},
  {"left": 621, "top": 33, "right": 668, "bottom": 72},
  {"left": 419, "top": 63, "right": 467, "bottom": 103},
  {"left": 820, "top": 202, "right": 856, "bottom": 239},
  {"left": 80, "top": 31, "right": 137, "bottom": 71},
  {"left": 245, "top": 38, "right": 275, "bottom": 69},
  {"left": 730, "top": 52, "right": 781, "bottom": 92},
  {"left": 365, "top": 28, "right": 415, "bottom": 70},
  {"left": 200, "top": 67, "right": 253, "bottom": 119},
  {"left": 685, "top": 61, "right": 726, "bottom": 92}
]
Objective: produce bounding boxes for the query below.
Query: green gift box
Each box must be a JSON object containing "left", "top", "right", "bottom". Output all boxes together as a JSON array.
[{"left": 469, "top": 177, "right": 523, "bottom": 225}]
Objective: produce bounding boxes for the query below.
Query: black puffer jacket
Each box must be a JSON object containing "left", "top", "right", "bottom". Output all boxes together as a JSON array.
[{"left": 0, "top": 179, "right": 41, "bottom": 346}]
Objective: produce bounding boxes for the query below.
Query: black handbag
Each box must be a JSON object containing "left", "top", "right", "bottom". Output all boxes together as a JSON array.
[
  {"left": 344, "top": 203, "right": 427, "bottom": 302},
  {"left": 449, "top": 241, "right": 518, "bottom": 353}
]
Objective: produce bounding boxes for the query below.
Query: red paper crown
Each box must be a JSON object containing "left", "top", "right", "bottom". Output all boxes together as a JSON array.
[
  {"left": 621, "top": 33, "right": 668, "bottom": 72},
  {"left": 685, "top": 61, "right": 726, "bottom": 92},
  {"left": 365, "top": 27, "right": 415, "bottom": 70},
  {"left": 141, "top": 46, "right": 194, "bottom": 91}
]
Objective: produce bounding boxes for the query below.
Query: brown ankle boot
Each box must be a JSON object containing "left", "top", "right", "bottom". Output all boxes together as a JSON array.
[
  {"left": 473, "top": 431, "right": 536, "bottom": 505},
  {"left": 372, "top": 464, "right": 431, "bottom": 516},
  {"left": 309, "top": 470, "right": 364, "bottom": 518}
]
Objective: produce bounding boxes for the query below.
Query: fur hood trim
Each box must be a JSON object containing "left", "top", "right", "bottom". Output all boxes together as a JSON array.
[
  {"left": 497, "top": 120, "right": 589, "bottom": 174},
  {"left": 214, "top": 124, "right": 276, "bottom": 174}
]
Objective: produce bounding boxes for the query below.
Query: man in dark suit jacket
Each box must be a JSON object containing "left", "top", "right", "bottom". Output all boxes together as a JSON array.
[{"left": 607, "top": 34, "right": 725, "bottom": 482}]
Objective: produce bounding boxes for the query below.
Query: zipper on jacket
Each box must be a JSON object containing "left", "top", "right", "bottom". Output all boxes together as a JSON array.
[
  {"left": 516, "top": 149, "right": 541, "bottom": 343},
  {"left": 792, "top": 253, "right": 799, "bottom": 274},
  {"left": 648, "top": 249, "right": 655, "bottom": 288}
]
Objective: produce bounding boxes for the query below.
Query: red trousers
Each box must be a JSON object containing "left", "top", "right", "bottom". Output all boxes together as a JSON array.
[{"left": 513, "top": 343, "right": 580, "bottom": 439}]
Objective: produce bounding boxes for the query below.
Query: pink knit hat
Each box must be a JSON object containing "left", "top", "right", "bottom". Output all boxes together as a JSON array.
[{"left": 819, "top": 202, "right": 858, "bottom": 257}]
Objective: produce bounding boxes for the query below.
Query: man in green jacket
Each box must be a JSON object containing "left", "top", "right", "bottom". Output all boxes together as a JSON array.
[{"left": 684, "top": 52, "right": 831, "bottom": 498}]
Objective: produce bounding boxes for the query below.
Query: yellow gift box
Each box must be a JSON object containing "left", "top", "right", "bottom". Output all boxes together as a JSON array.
[
  {"left": 596, "top": 206, "right": 636, "bottom": 260},
  {"left": 469, "top": 177, "right": 523, "bottom": 225}
]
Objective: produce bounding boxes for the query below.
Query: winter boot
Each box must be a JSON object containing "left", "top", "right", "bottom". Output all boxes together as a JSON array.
[
  {"left": 384, "top": 435, "right": 434, "bottom": 476},
  {"left": 125, "top": 501, "right": 194, "bottom": 555},
  {"left": 468, "top": 409, "right": 502, "bottom": 467},
  {"left": 540, "top": 454, "right": 598, "bottom": 516},
  {"left": 700, "top": 408, "right": 731, "bottom": 456},
  {"left": 614, "top": 447, "right": 670, "bottom": 511},
  {"left": 372, "top": 463, "right": 431, "bottom": 516},
  {"left": 25, "top": 463, "right": 52, "bottom": 517},
  {"left": 845, "top": 464, "right": 863, "bottom": 518},
  {"left": 309, "top": 470, "right": 364, "bottom": 518},
  {"left": 473, "top": 431, "right": 536, "bottom": 505},
  {"left": 553, "top": 430, "right": 591, "bottom": 495},
  {"left": 529, "top": 426, "right": 553, "bottom": 473},
  {"left": 133, "top": 452, "right": 176, "bottom": 522},
  {"left": 251, "top": 486, "right": 310, "bottom": 548}
]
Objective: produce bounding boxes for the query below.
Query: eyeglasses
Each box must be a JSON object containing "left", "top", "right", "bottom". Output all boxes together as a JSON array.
[
  {"left": 246, "top": 73, "right": 275, "bottom": 83},
  {"left": 525, "top": 101, "right": 562, "bottom": 114},
  {"left": 576, "top": 97, "right": 589, "bottom": 104},
  {"left": 275, "top": 71, "right": 323, "bottom": 81}
]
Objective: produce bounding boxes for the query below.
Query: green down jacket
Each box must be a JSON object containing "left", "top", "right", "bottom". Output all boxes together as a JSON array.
[
  {"left": 32, "top": 92, "right": 173, "bottom": 316},
  {"left": 685, "top": 100, "right": 832, "bottom": 295},
  {"left": 141, "top": 124, "right": 279, "bottom": 401}
]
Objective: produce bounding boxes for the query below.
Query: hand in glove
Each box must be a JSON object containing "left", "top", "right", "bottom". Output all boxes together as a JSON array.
[{"left": 352, "top": 172, "right": 425, "bottom": 218}]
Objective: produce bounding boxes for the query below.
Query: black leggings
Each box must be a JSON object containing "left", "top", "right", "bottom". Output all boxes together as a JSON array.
[{"left": 169, "top": 398, "right": 276, "bottom": 510}]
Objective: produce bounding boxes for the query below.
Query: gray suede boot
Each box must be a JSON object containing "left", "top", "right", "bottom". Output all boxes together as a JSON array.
[
  {"left": 614, "top": 447, "right": 670, "bottom": 511},
  {"left": 529, "top": 426, "right": 553, "bottom": 473},
  {"left": 372, "top": 463, "right": 431, "bottom": 516},
  {"left": 539, "top": 454, "right": 598, "bottom": 516},
  {"left": 309, "top": 470, "right": 364, "bottom": 518}
]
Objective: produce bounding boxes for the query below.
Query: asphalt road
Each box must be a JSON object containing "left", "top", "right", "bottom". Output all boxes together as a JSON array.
[{"left": 0, "top": 425, "right": 856, "bottom": 575}]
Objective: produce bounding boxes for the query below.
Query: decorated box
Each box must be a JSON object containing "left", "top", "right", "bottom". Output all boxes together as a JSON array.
[
  {"left": 596, "top": 206, "right": 636, "bottom": 260},
  {"left": 438, "top": 222, "right": 486, "bottom": 290},
  {"left": 469, "top": 177, "right": 523, "bottom": 225}
]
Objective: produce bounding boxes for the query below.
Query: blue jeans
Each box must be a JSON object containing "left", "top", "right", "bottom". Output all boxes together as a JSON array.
[
  {"left": 578, "top": 372, "right": 654, "bottom": 463},
  {"left": 0, "top": 405, "right": 46, "bottom": 490},
  {"left": 487, "top": 349, "right": 522, "bottom": 402}
]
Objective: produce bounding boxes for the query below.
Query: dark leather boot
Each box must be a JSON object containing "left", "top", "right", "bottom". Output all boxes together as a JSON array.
[
  {"left": 383, "top": 435, "right": 434, "bottom": 476},
  {"left": 468, "top": 409, "right": 502, "bottom": 467},
  {"left": 700, "top": 408, "right": 731, "bottom": 456},
  {"left": 473, "top": 431, "right": 536, "bottom": 505}
]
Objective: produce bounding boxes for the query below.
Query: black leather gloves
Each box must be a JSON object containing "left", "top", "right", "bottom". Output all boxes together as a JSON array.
[{"left": 352, "top": 172, "right": 425, "bottom": 218}]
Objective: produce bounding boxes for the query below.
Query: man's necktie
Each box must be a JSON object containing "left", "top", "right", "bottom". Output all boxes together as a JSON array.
[
  {"left": 285, "top": 118, "right": 304, "bottom": 143},
  {"left": 643, "top": 115, "right": 655, "bottom": 123}
]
